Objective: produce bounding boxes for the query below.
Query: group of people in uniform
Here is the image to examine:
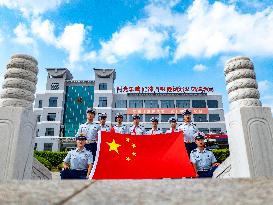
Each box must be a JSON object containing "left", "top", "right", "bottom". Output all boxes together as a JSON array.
[{"left": 60, "top": 107, "right": 220, "bottom": 179}]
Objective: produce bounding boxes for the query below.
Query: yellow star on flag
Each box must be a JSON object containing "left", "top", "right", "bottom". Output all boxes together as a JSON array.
[
  {"left": 132, "top": 152, "right": 136, "bottom": 156},
  {"left": 126, "top": 157, "right": 131, "bottom": 161},
  {"left": 132, "top": 143, "right": 136, "bottom": 148},
  {"left": 106, "top": 139, "right": 121, "bottom": 154},
  {"left": 126, "top": 138, "right": 130, "bottom": 142}
]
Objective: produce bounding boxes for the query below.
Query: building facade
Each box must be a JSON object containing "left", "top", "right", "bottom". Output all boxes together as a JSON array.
[{"left": 34, "top": 68, "right": 227, "bottom": 151}]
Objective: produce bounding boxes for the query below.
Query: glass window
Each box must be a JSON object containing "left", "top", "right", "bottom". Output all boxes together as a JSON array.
[
  {"left": 51, "top": 83, "right": 59, "bottom": 90},
  {"left": 99, "top": 83, "right": 107, "bottom": 90},
  {"left": 38, "top": 100, "right": 42, "bottom": 108},
  {"left": 209, "top": 114, "right": 220, "bottom": 122},
  {"left": 207, "top": 100, "right": 218, "bottom": 108},
  {"left": 161, "top": 114, "right": 175, "bottom": 122},
  {"left": 129, "top": 100, "right": 143, "bottom": 108},
  {"left": 115, "top": 100, "right": 127, "bottom": 108},
  {"left": 177, "top": 114, "right": 183, "bottom": 122},
  {"left": 192, "top": 100, "right": 206, "bottom": 108},
  {"left": 199, "top": 128, "right": 209, "bottom": 134},
  {"left": 47, "top": 113, "right": 56, "bottom": 121},
  {"left": 129, "top": 114, "right": 143, "bottom": 122},
  {"left": 44, "top": 143, "right": 53, "bottom": 151},
  {"left": 49, "top": 97, "right": 58, "bottom": 107},
  {"left": 193, "top": 114, "right": 207, "bottom": 122},
  {"left": 176, "top": 100, "right": 190, "bottom": 108},
  {"left": 99, "top": 97, "right": 107, "bottom": 107},
  {"left": 45, "top": 128, "right": 54, "bottom": 136},
  {"left": 145, "top": 100, "right": 159, "bottom": 108},
  {"left": 37, "top": 115, "right": 41, "bottom": 122},
  {"left": 210, "top": 128, "right": 221, "bottom": 134},
  {"left": 161, "top": 100, "right": 175, "bottom": 108},
  {"left": 145, "top": 114, "right": 159, "bottom": 122}
]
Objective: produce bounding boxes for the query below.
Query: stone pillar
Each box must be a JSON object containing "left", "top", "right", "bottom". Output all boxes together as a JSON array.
[
  {"left": 0, "top": 54, "right": 38, "bottom": 180},
  {"left": 225, "top": 56, "right": 273, "bottom": 178}
]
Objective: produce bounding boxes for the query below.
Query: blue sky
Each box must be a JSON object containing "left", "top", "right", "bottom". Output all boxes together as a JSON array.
[{"left": 0, "top": 0, "right": 273, "bottom": 113}]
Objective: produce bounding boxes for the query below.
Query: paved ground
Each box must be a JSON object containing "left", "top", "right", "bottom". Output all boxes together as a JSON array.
[{"left": 0, "top": 178, "right": 273, "bottom": 205}]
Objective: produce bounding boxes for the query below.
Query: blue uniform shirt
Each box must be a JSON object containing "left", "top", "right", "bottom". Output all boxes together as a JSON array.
[
  {"left": 129, "top": 125, "right": 145, "bottom": 135},
  {"left": 190, "top": 148, "right": 217, "bottom": 171},
  {"left": 165, "top": 128, "right": 180, "bottom": 133},
  {"left": 146, "top": 128, "right": 162, "bottom": 135},
  {"left": 100, "top": 124, "right": 110, "bottom": 132},
  {"left": 178, "top": 122, "right": 198, "bottom": 142},
  {"left": 113, "top": 124, "right": 128, "bottom": 134},
  {"left": 63, "top": 148, "right": 93, "bottom": 170},
  {"left": 76, "top": 122, "right": 100, "bottom": 141}
]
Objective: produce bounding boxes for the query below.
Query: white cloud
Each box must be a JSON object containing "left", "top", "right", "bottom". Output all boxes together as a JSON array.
[
  {"left": 193, "top": 64, "right": 207, "bottom": 72},
  {"left": 0, "top": 0, "right": 67, "bottom": 17},
  {"left": 13, "top": 23, "right": 35, "bottom": 46},
  {"left": 30, "top": 18, "right": 85, "bottom": 64}
]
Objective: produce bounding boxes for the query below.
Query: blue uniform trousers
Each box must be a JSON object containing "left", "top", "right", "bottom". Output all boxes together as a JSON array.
[
  {"left": 60, "top": 169, "right": 88, "bottom": 179},
  {"left": 84, "top": 142, "right": 97, "bottom": 162},
  {"left": 197, "top": 166, "right": 218, "bottom": 178},
  {"left": 185, "top": 142, "right": 197, "bottom": 157}
]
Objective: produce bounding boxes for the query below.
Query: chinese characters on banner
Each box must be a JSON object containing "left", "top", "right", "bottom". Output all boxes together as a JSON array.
[
  {"left": 127, "top": 108, "right": 209, "bottom": 115},
  {"left": 116, "top": 86, "right": 214, "bottom": 94}
]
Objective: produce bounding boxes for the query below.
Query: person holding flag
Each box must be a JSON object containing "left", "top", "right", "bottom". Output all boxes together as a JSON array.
[
  {"left": 112, "top": 113, "right": 128, "bottom": 134},
  {"left": 129, "top": 114, "right": 145, "bottom": 135},
  {"left": 165, "top": 117, "right": 179, "bottom": 133},
  {"left": 146, "top": 117, "right": 162, "bottom": 135}
]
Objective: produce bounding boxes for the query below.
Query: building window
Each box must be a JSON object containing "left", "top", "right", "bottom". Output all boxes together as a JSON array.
[
  {"left": 99, "top": 97, "right": 107, "bottom": 107},
  {"left": 129, "top": 100, "right": 143, "bottom": 108},
  {"left": 210, "top": 128, "right": 222, "bottom": 133},
  {"left": 129, "top": 114, "right": 143, "bottom": 121},
  {"left": 144, "top": 100, "right": 159, "bottom": 108},
  {"left": 115, "top": 100, "right": 127, "bottom": 108},
  {"left": 44, "top": 143, "right": 53, "bottom": 151},
  {"left": 199, "top": 128, "right": 209, "bottom": 134},
  {"left": 209, "top": 114, "right": 220, "bottom": 122},
  {"left": 161, "top": 100, "right": 175, "bottom": 108},
  {"left": 38, "top": 100, "right": 42, "bottom": 108},
  {"left": 51, "top": 83, "right": 59, "bottom": 90},
  {"left": 177, "top": 114, "right": 183, "bottom": 122},
  {"left": 176, "top": 100, "right": 190, "bottom": 108},
  {"left": 145, "top": 114, "right": 159, "bottom": 122},
  {"left": 192, "top": 100, "right": 206, "bottom": 108},
  {"left": 47, "top": 113, "right": 56, "bottom": 121},
  {"left": 45, "top": 128, "right": 54, "bottom": 136},
  {"left": 49, "top": 97, "right": 58, "bottom": 107},
  {"left": 193, "top": 114, "right": 207, "bottom": 122},
  {"left": 99, "top": 83, "right": 107, "bottom": 90},
  {"left": 207, "top": 100, "right": 218, "bottom": 108},
  {"left": 162, "top": 128, "right": 167, "bottom": 133},
  {"left": 37, "top": 115, "right": 41, "bottom": 122},
  {"left": 161, "top": 114, "right": 175, "bottom": 122}
]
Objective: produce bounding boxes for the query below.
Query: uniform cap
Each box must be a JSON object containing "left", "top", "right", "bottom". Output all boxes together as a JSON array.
[
  {"left": 99, "top": 113, "right": 107, "bottom": 119},
  {"left": 194, "top": 132, "right": 206, "bottom": 140},
  {"left": 132, "top": 114, "right": 141, "bottom": 119},
  {"left": 182, "top": 109, "right": 192, "bottom": 116},
  {"left": 150, "top": 117, "right": 159, "bottom": 122},
  {"left": 76, "top": 134, "right": 87, "bottom": 140},
  {"left": 168, "top": 117, "right": 177, "bottom": 123},
  {"left": 86, "top": 107, "right": 96, "bottom": 114},
  {"left": 115, "top": 113, "right": 123, "bottom": 119}
]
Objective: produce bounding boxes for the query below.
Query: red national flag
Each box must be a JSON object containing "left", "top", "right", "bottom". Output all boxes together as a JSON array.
[{"left": 90, "top": 132, "right": 196, "bottom": 179}]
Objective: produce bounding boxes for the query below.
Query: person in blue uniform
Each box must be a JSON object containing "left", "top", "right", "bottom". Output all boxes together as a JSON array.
[
  {"left": 178, "top": 109, "right": 199, "bottom": 157},
  {"left": 76, "top": 107, "right": 100, "bottom": 162},
  {"left": 113, "top": 113, "right": 128, "bottom": 134},
  {"left": 190, "top": 132, "right": 220, "bottom": 178},
  {"left": 129, "top": 114, "right": 145, "bottom": 135},
  {"left": 99, "top": 113, "right": 110, "bottom": 132},
  {"left": 60, "top": 135, "right": 93, "bottom": 179},
  {"left": 165, "top": 117, "right": 179, "bottom": 133},
  {"left": 146, "top": 117, "right": 162, "bottom": 135}
]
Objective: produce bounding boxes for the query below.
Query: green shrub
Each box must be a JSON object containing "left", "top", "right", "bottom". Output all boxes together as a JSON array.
[
  {"left": 212, "top": 149, "right": 230, "bottom": 163},
  {"left": 34, "top": 151, "right": 68, "bottom": 167},
  {"left": 57, "top": 163, "right": 64, "bottom": 171},
  {"left": 34, "top": 155, "right": 52, "bottom": 170}
]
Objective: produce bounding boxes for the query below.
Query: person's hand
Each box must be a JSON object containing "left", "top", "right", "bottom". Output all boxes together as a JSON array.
[{"left": 213, "top": 163, "right": 220, "bottom": 167}]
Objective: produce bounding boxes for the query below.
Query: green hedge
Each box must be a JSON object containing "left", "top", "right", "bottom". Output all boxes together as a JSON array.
[
  {"left": 212, "top": 149, "right": 230, "bottom": 163},
  {"left": 34, "top": 151, "right": 68, "bottom": 167},
  {"left": 34, "top": 155, "right": 52, "bottom": 170}
]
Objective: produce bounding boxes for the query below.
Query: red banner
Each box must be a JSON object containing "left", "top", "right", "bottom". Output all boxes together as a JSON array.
[
  {"left": 206, "top": 134, "right": 228, "bottom": 139},
  {"left": 127, "top": 108, "right": 208, "bottom": 115},
  {"left": 90, "top": 132, "right": 196, "bottom": 179}
]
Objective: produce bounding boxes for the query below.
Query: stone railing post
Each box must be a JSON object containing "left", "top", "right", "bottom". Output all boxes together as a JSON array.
[
  {"left": 0, "top": 54, "right": 38, "bottom": 180},
  {"left": 224, "top": 56, "right": 273, "bottom": 177}
]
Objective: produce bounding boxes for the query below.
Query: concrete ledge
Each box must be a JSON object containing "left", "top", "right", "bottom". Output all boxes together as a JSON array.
[
  {"left": 0, "top": 178, "right": 273, "bottom": 204},
  {"left": 31, "top": 158, "right": 52, "bottom": 180}
]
